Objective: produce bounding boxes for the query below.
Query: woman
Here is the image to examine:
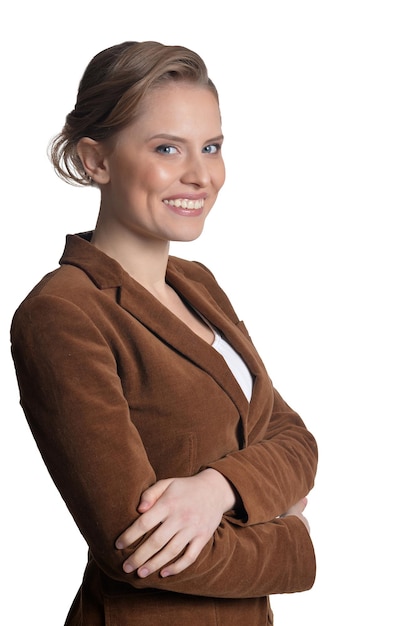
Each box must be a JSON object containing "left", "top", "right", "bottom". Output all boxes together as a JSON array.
[{"left": 11, "top": 41, "right": 318, "bottom": 625}]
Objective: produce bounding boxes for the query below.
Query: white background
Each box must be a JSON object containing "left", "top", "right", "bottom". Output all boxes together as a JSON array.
[{"left": 1, "top": 1, "right": 416, "bottom": 624}]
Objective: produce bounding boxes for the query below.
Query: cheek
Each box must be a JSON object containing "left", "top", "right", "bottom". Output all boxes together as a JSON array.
[
  {"left": 214, "top": 161, "right": 226, "bottom": 191},
  {"left": 145, "top": 163, "right": 175, "bottom": 190},
  {"left": 117, "top": 160, "right": 173, "bottom": 194}
]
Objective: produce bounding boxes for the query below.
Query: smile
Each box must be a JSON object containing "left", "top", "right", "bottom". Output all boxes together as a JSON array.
[{"left": 163, "top": 198, "right": 205, "bottom": 210}]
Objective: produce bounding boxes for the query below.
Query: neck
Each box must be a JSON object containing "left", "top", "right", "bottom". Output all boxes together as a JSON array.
[{"left": 91, "top": 224, "right": 170, "bottom": 295}]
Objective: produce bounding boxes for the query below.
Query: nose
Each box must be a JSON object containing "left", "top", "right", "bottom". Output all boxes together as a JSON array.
[{"left": 180, "top": 153, "right": 211, "bottom": 188}]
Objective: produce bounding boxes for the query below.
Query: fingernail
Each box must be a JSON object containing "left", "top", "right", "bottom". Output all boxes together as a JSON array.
[
  {"left": 160, "top": 570, "right": 171, "bottom": 578},
  {"left": 138, "top": 567, "right": 149, "bottom": 578},
  {"left": 123, "top": 563, "right": 134, "bottom": 573},
  {"left": 115, "top": 540, "right": 123, "bottom": 549}
]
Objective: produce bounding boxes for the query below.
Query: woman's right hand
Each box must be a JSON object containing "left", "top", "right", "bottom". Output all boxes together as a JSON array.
[
  {"left": 281, "top": 497, "right": 311, "bottom": 533},
  {"left": 115, "top": 469, "right": 237, "bottom": 579}
]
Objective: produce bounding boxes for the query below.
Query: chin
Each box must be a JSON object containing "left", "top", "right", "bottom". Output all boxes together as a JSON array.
[{"left": 172, "top": 226, "right": 205, "bottom": 243}]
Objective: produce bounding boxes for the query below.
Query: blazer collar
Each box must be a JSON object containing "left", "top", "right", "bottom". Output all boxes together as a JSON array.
[{"left": 60, "top": 233, "right": 260, "bottom": 420}]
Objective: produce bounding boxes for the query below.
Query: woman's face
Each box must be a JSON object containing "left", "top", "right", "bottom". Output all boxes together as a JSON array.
[{"left": 98, "top": 82, "right": 225, "bottom": 244}]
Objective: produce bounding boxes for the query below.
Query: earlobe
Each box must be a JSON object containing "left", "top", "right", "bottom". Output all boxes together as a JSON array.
[{"left": 77, "top": 138, "right": 110, "bottom": 184}]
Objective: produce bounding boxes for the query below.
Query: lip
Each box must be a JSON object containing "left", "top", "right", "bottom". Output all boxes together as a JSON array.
[
  {"left": 163, "top": 193, "right": 207, "bottom": 217},
  {"left": 163, "top": 193, "right": 207, "bottom": 202},
  {"left": 164, "top": 200, "right": 205, "bottom": 217}
]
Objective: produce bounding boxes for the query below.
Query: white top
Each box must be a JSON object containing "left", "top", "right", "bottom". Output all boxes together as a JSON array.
[{"left": 211, "top": 328, "right": 253, "bottom": 402}]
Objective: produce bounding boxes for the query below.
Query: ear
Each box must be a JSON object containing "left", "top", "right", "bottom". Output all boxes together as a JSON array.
[{"left": 77, "top": 138, "right": 110, "bottom": 185}]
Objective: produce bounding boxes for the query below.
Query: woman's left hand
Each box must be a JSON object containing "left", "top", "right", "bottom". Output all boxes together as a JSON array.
[
  {"left": 115, "top": 469, "right": 237, "bottom": 578},
  {"left": 281, "top": 497, "right": 311, "bottom": 533}
]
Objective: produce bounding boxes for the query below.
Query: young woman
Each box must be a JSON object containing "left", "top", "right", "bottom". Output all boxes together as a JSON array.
[{"left": 11, "top": 41, "right": 318, "bottom": 625}]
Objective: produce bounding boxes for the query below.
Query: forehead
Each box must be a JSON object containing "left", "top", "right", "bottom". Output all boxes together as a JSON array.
[{"left": 136, "top": 82, "right": 221, "bottom": 129}]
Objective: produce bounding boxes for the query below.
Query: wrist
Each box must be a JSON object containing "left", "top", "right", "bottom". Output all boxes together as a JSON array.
[{"left": 200, "top": 468, "right": 238, "bottom": 513}]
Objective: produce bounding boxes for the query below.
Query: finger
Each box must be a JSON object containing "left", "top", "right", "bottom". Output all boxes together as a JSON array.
[
  {"left": 299, "top": 496, "right": 308, "bottom": 511},
  {"left": 123, "top": 519, "right": 185, "bottom": 572},
  {"left": 288, "top": 497, "right": 308, "bottom": 515},
  {"left": 136, "top": 533, "right": 192, "bottom": 578},
  {"left": 125, "top": 528, "right": 190, "bottom": 576},
  {"left": 138, "top": 479, "right": 173, "bottom": 513},
  {"left": 115, "top": 506, "right": 164, "bottom": 549},
  {"left": 160, "top": 539, "right": 202, "bottom": 577}
]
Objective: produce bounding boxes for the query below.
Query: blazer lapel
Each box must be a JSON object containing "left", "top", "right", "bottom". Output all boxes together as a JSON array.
[
  {"left": 61, "top": 234, "right": 261, "bottom": 427},
  {"left": 118, "top": 272, "right": 251, "bottom": 421}
]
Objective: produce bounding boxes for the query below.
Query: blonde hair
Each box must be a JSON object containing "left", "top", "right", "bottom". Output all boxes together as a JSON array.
[{"left": 49, "top": 41, "right": 218, "bottom": 186}]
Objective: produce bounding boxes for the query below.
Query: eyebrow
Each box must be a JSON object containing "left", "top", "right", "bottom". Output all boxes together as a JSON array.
[{"left": 148, "top": 133, "right": 224, "bottom": 144}]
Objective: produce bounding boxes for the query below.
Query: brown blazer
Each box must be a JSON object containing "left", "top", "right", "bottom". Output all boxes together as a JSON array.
[{"left": 11, "top": 232, "right": 318, "bottom": 626}]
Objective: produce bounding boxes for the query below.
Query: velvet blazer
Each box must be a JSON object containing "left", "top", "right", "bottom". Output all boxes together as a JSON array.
[{"left": 11, "top": 233, "right": 318, "bottom": 626}]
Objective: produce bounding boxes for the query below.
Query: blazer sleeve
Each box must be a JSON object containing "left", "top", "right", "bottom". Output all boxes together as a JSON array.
[
  {"left": 190, "top": 261, "right": 319, "bottom": 524},
  {"left": 11, "top": 294, "right": 315, "bottom": 598},
  {"left": 207, "top": 388, "right": 318, "bottom": 525}
]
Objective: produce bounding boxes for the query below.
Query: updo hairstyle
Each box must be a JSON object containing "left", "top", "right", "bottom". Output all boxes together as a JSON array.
[{"left": 49, "top": 41, "right": 218, "bottom": 186}]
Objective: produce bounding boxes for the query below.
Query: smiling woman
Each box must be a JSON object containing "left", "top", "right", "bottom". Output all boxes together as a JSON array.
[
  {"left": 10, "top": 40, "right": 318, "bottom": 626},
  {"left": 78, "top": 82, "right": 226, "bottom": 268}
]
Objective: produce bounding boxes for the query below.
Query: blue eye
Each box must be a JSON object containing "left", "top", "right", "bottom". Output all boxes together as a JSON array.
[
  {"left": 156, "top": 145, "right": 178, "bottom": 155},
  {"left": 203, "top": 143, "right": 221, "bottom": 154}
]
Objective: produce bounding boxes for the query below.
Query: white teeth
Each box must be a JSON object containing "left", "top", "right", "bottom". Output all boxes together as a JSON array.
[{"left": 164, "top": 198, "right": 204, "bottom": 210}]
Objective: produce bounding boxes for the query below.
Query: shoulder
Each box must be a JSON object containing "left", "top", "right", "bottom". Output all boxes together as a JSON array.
[
  {"left": 14, "top": 263, "right": 103, "bottom": 314},
  {"left": 23, "top": 263, "right": 94, "bottom": 300},
  {"left": 169, "top": 256, "right": 216, "bottom": 282},
  {"left": 168, "top": 256, "right": 227, "bottom": 298},
  {"left": 11, "top": 264, "right": 108, "bottom": 341},
  {"left": 168, "top": 256, "right": 240, "bottom": 323}
]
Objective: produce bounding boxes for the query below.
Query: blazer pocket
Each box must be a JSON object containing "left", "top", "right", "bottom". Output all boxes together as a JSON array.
[
  {"left": 103, "top": 588, "right": 217, "bottom": 625},
  {"left": 142, "top": 429, "right": 198, "bottom": 479}
]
